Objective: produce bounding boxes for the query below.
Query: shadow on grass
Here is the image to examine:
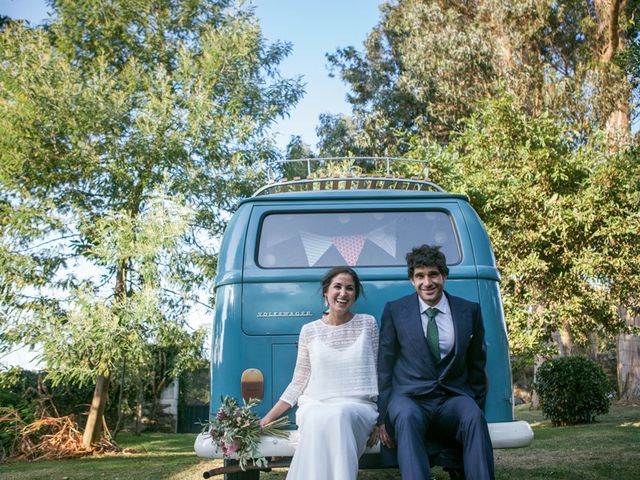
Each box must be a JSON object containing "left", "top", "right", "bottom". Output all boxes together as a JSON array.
[
  {"left": 2, "top": 405, "right": 639, "bottom": 480},
  {"left": 2, "top": 433, "right": 212, "bottom": 480},
  {"left": 116, "top": 432, "right": 198, "bottom": 455}
]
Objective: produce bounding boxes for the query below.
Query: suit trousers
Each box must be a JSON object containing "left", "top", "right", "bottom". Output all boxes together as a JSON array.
[{"left": 387, "top": 392, "right": 495, "bottom": 480}]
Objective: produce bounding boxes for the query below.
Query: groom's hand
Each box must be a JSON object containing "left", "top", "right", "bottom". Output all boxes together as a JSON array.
[{"left": 377, "top": 424, "right": 395, "bottom": 448}]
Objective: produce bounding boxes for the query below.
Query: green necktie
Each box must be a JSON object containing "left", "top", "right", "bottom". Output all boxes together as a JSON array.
[{"left": 425, "top": 307, "right": 440, "bottom": 360}]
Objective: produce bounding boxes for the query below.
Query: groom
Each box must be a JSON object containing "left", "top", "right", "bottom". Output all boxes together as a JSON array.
[{"left": 376, "top": 244, "right": 495, "bottom": 480}]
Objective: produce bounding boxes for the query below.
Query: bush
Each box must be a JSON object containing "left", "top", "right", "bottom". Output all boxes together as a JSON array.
[
  {"left": 534, "top": 356, "right": 612, "bottom": 426},
  {"left": 0, "top": 391, "right": 35, "bottom": 462}
]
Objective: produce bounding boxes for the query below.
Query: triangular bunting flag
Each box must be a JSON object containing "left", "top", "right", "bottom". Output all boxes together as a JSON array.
[
  {"left": 300, "top": 231, "right": 333, "bottom": 266},
  {"left": 367, "top": 222, "right": 397, "bottom": 258},
  {"left": 332, "top": 235, "right": 367, "bottom": 266}
]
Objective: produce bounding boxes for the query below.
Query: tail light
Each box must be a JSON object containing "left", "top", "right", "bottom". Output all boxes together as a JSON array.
[{"left": 241, "top": 368, "right": 264, "bottom": 402}]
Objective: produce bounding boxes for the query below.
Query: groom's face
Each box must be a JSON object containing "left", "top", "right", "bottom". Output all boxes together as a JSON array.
[{"left": 410, "top": 266, "right": 447, "bottom": 307}]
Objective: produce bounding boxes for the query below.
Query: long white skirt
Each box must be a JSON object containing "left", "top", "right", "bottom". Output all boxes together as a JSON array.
[{"left": 286, "top": 396, "right": 378, "bottom": 480}]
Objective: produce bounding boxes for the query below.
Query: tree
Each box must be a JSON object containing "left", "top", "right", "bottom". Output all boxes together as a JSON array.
[
  {"left": 325, "top": 0, "right": 640, "bottom": 397},
  {"left": 326, "top": 0, "right": 639, "bottom": 149},
  {"left": 326, "top": 0, "right": 496, "bottom": 152},
  {"left": 314, "top": 113, "right": 376, "bottom": 158},
  {"left": 576, "top": 145, "right": 640, "bottom": 399},
  {"left": 405, "top": 98, "right": 623, "bottom": 359},
  {"left": 0, "top": 0, "right": 303, "bottom": 447},
  {"left": 588, "top": 0, "right": 640, "bottom": 400}
]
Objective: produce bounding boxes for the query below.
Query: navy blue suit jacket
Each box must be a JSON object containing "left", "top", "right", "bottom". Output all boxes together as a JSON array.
[{"left": 377, "top": 291, "right": 487, "bottom": 424}]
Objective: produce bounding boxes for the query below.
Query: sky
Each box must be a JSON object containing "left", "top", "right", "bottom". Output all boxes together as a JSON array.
[
  {"left": 0, "top": 0, "right": 382, "bottom": 368},
  {"left": 0, "top": 0, "right": 383, "bottom": 150}
]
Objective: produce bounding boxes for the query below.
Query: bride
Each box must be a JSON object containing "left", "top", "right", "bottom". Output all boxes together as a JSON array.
[{"left": 260, "top": 266, "right": 379, "bottom": 480}]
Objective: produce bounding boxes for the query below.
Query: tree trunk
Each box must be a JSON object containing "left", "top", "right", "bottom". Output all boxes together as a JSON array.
[
  {"left": 617, "top": 307, "right": 640, "bottom": 401},
  {"left": 82, "top": 259, "right": 128, "bottom": 448},
  {"left": 596, "top": 0, "right": 631, "bottom": 149},
  {"left": 113, "top": 358, "right": 127, "bottom": 439},
  {"left": 135, "top": 379, "right": 145, "bottom": 436},
  {"left": 552, "top": 322, "right": 574, "bottom": 357},
  {"left": 587, "top": 332, "right": 599, "bottom": 361},
  {"left": 82, "top": 373, "right": 110, "bottom": 448},
  {"left": 150, "top": 350, "right": 166, "bottom": 422},
  {"left": 530, "top": 356, "right": 543, "bottom": 410},
  {"left": 595, "top": 0, "right": 638, "bottom": 400}
]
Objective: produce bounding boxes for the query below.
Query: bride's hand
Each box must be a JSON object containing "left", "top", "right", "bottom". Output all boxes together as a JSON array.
[{"left": 367, "top": 425, "right": 379, "bottom": 447}]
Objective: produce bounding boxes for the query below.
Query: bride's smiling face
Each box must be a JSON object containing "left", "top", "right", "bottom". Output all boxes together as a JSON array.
[{"left": 325, "top": 273, "right": 357, "bottom": 315}]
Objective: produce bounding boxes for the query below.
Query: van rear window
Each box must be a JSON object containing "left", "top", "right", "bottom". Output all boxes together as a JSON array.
[{"left": 257, "top": 211, "right": 460, "bottom": 268}]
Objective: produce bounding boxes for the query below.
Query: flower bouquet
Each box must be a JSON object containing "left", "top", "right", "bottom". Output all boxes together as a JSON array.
[{"left": 205, "top": 396, "right": 289, "bottom": 471}]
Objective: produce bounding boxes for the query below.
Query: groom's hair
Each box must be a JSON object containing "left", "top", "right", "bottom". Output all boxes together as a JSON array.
[{"left": 406, "top": 245, "right": 449, "bottom": 278}]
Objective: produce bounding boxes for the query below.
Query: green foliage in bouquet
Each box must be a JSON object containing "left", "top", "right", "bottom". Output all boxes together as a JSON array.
[
  {"left": 205, "top": 396, "right": 288, "bottom": 471},
  {"left": 534, "top": 356, "right": 612, "bottom": 426}
]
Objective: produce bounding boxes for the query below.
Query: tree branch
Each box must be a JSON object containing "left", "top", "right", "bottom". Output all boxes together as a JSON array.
[
  {"left": 602, "top": 0, "right": 622, "bottom": 63},
  {"left": 21, "top": 233, "right": 81, "bottom": 252}
]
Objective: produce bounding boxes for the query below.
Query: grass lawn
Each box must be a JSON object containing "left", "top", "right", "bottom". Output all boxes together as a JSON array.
[
  {"left": 1, "top": 432, "right": 214, "bottom": 480},
  {"left": 1, "top": 403, "right": 639, "bottom": 480},
  {"left": 490, "top": 402, "right": 640, "bottom": 480}
]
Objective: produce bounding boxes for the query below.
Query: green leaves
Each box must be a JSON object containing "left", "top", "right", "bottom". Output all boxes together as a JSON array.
[
  {"left": 324, "top": 0, "right": 637, "bottom": 156},
  {"left": 535, "top": 356, "right": 612, "bottom": 426},
  {"left": 404, "top": 96, "right": 639, "bottom": 360},
  {"left": 0, "top": 0, "right": 302, "bottom": 427},
  {"left": 452, "top": 98, "right": 625, "bottom": 355}
]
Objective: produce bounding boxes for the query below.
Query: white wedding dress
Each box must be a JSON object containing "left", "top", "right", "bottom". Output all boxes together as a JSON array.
[{"left": 280, "top": 313, "right": 379, "bottom": 480}]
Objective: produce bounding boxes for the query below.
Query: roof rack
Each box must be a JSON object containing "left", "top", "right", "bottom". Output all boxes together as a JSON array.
[
  {"left": 254, "top": 157, "right": 444, "bottom": 197},
  {"left": 253, "top": 176, "right": 444, "bottom": 196}
]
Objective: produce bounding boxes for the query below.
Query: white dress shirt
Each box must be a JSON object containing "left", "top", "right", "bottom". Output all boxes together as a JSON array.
[{"left": 418, "top": 295, "right": 455, "bottom": 359}]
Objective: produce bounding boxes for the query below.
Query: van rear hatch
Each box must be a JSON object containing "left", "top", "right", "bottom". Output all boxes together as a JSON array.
[{"left": 241, "top": 204, "right": 465, "bottom": 335}]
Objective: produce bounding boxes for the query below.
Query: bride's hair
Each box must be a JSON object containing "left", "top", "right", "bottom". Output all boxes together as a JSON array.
[{"left": 321, "top": 266, "right": 364, "bottom": 300}]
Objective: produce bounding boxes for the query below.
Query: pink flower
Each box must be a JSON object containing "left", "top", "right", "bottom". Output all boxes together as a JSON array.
[
  {"left": 221, "top": 440, "right": 238, "bottom": 454},
  {"left": 228, "top": 440, "right": 239, "bottom": 453},
  {"left": 206, "top": 395, "right": 287, "bottom": 469}
]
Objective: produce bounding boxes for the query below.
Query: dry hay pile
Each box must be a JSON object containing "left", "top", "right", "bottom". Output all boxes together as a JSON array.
[{"left": 10, "top": 414, "right": 122, "bottom": 461}]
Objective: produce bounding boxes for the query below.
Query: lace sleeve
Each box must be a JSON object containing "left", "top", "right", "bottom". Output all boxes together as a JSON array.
[
  {"left": 279, "top": 324, "right": 311, "bottom": 406},
  {"left": 369, "top": 314, "right": 379, "bottom": 363}
]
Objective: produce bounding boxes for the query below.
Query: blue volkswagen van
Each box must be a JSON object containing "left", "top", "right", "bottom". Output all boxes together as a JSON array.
[{"left": 195, "top": 158, "right": 533, "bottom": 478}]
